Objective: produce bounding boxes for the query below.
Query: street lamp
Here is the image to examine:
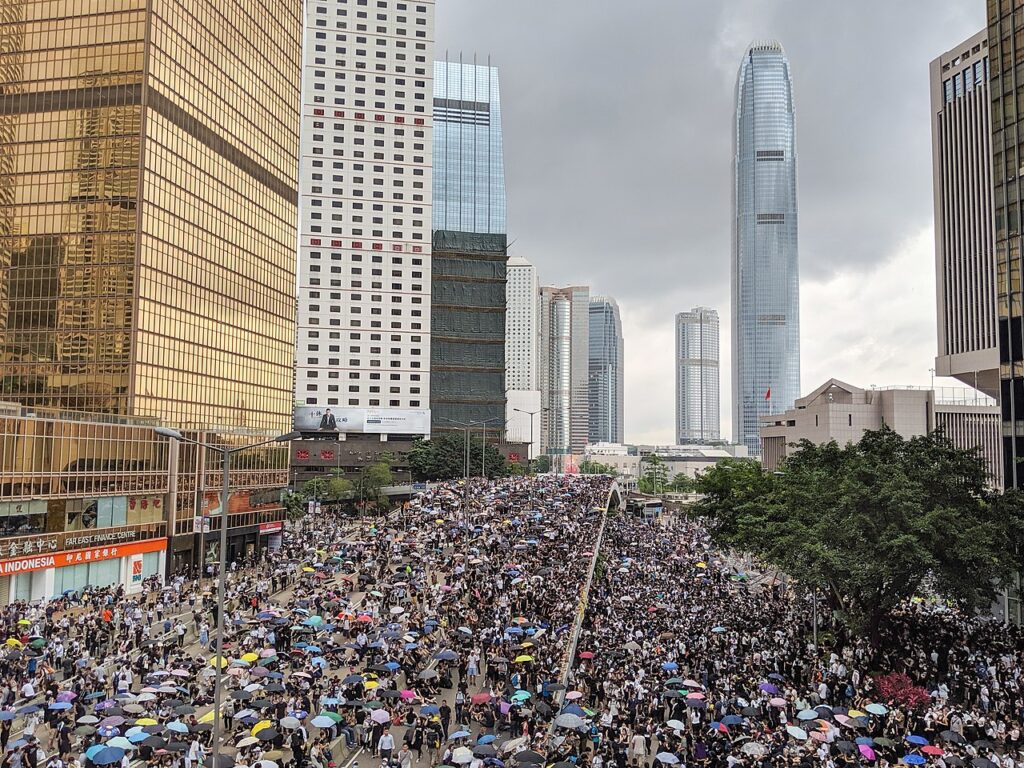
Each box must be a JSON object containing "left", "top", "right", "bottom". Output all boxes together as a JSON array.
[
  {"left": 513, "top": 407, "right": 549, "bottom": 462},
  {"left": 154, "top": 426, "right": 299, "bottom": 761}
]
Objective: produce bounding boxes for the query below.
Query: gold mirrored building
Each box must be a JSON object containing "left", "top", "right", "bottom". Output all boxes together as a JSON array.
[{"left": 0, "top": 0, "right": 301, "bottom": 597}]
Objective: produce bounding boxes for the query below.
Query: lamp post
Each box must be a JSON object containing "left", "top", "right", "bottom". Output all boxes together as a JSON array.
[
  {"left": 155, "top": 426, "right": 299, "bottom": 763},
  {"left": 513, "top": 407, "right": 549, "bottom": 463}
]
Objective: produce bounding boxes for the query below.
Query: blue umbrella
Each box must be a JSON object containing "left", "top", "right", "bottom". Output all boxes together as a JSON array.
[
  {"left": 48, "top": 702, "right": 72, "bottom": 711},
  {"left": 477, "top": 735, "right": 496, "bottom": 745},
  {"left": 85, "top": 745, "right": 106, "bottom": 760},
  {"left": 311, "top": 656, "right": 328, "bottom": 668},
  {"left": 384, "top": 662, "right": 400, "bottom": 671},
  {"left": 721, "top": 715, "right": 745, "bottom": 726},
  {"left": 906, "top": 735, "right": 929, "bottom": 747},
  {"left": 127, "top": 732, "right": 149, "bottom": 744},
  {"left": 661, "top": 662, "right": 678, "bottom": 672},
  {"left": 0, "top": 713, "right": 13, "bottom": 722},
  {"left": 166, "top": 722, "right": 189, "bottom": 734},
  {"left": 92, "top": 747, "right": 125, "bottom": 765},
  {"left": 855, "top": 737, "right": 874, "bottom": 746},
  {"left": 449, "top": 731, "right": 470, "bottom": 740},
  {"left": 311, "top": 716, "right": 335, "bottom": 729},
  {"left": 421, "top": 705, "right": 440, "bottom": 715},
  {"left": 902, "top": 757, "right": 926, "bottom": 766}
]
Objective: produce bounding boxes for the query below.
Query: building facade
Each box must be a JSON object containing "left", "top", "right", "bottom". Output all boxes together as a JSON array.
[
  {"left": 675, "top": 307, "right": 720, "bottom": 444},
  {"left": 588, "top": 297, "right": 624, "bottom": 444},
  {"left": 430, "top": 60, "right": 507, "bottom": 434},
  {"left": 932, "top": 31, "right": 998, "bottom": 398},
  {"left": 295, "top": 0, "right": 435, "bottom": 427},
  {"left": 760, "top": 379, "right": 1002, "bottom": 488},
  {"left": 505, "top": 256, "right": 541, "bottom": 456},
  {"left": 0, "top": 0, "right": 302, "bottom": 595},
  {"left": 539, "top": 286, "right": 589, "bottom": 459},
  {"left": 732, "top": 41, "right": 801, "bottom": 457}
]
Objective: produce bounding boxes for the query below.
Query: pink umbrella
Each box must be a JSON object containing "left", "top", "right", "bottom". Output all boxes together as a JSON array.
[
  {"left": 769, "top": 697, "right": 786, "bottom": 707},
  {"left": 858, "top": 745, "right": 876, "bottom": 762},
  {"left": 400, "top": 690, "right": 415, "bottom": 700},
  {"left": 260, "top": 649, "right": 277, "bottom": 658},
  {"left": 565, "top": 691, "right": 583, "bottom": 701},
  {"left": 687, "top": 692, "right": 706, "bottom": 700},
  {"left": 810, "top": 731, "right": 826, "bottom": 743}
]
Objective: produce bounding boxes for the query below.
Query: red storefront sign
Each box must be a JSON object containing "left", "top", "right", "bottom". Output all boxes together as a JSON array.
[
  {"left": 259, "top": 522, "right": 283, "bottom": 535},
  {"left": 0, "top": 538, "right": 167, "bottom": 577}
]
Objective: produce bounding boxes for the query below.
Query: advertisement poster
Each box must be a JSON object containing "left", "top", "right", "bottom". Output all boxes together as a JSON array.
[
  {"left": 128, "top": 553, "right": 144, "bottom": 592},
  {"left": 293, "top": 406, "right": 430, "bottom": 435}
]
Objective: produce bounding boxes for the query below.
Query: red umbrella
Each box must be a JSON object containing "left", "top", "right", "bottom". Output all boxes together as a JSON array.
[
  {"left": 579, "top": 651, "right": 595, "bottom": 659},
  {"left": 471, "top": 693, "right": 491, "bottom": 704}
]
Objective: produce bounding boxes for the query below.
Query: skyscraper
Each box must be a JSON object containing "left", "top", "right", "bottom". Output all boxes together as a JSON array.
[
  {"left": 676, "top": 307, "right": 720, "bottom": 444},
  {"left": 294, "top": 0, "right": 435, "bottom": 433},
  {"left": 588, "top": 297, "right": 624, "bottom": 444},
  {"left": 732, "top": 41, "right": 801, "bottom": 456},
  {"left": 539, "top": 286, "right": 589, "bottom": 460},
  {"left": 506, "top": 256, "right": 542, "bottom": 458},
  {"left": 430, "top": 60, "right": 508, "bottom": 434},
  {"left": 932, "top": 32, "right": 997, "bottom": 399},
  {"left": 0, "top": 0, "right": 301, "bottom": 586},
  {"left": 986, "top": 2, "right": 1023, "bottom": 624}
]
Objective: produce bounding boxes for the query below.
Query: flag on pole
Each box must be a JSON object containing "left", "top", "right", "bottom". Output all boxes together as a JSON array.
[{"left": 764, "top": 387, "right": 771, "bottom": 401}]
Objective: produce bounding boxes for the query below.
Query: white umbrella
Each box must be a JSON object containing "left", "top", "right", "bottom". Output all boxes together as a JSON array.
[{"left": 452, "top": 747, "right": 474, "bottom": 764}]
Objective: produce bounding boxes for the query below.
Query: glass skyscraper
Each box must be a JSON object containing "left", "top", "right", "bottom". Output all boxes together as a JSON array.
[
  {"left": 433, "top": 60, "right": 506, "bottom": 235},
  {"left": 430, "top": 60, "right": 508, "bottom": 433},
  {"left": 588, "top": 297, "right": 624, "bottom": 444},
  {"left": 732, "top": 41, "right": 801, "bottom": 456},
  {"left": 676, "top": 307, "right": 720, "bottom": 444}
]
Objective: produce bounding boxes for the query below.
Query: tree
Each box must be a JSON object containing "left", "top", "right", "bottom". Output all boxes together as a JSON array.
[
  {"left": 668, "top": 472, "right": 696, "bottom": 493},
  {"left": 695, "top": 428, "right": 1024, "bottom": 642},
  {"left": 638, "top": 454, "right": 669, "bottom": 494},
  {"left": 579, "top": 459, "right": 615, "bottom": 476},
  {"left": 408, "top": 434, "right": 511, "bottom": 481},
  {"left": 534, "top": 454, "right": 552, "bottom": 474}
]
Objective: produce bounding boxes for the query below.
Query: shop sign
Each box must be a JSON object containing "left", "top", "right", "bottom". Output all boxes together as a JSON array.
[
  {"left": 0, "top": 538, "right": 167, "bottom": 577},
  {"left": 258, "top": 522, "right": 283, "bottom": 535},
  {"left": 0, "top": 535, "right": 60, "bottom": 559}
]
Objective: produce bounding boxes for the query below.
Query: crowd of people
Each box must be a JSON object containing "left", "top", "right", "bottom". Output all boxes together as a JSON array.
[
  {"left": 0, "top": 475, "right": 1020, "bottom": 768},
  {"left": 566, "top": 511, "right": 1024, "bottom": 768}
]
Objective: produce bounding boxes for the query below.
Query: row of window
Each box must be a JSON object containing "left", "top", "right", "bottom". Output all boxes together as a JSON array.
[{"left": 943, "top": 58, "right": 988, "bottom": 104}]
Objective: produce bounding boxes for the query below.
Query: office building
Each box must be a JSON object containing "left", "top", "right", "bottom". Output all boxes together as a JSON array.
[
  {"left": 430, "top": 60, "right": 507, "bottom": 434},
  {"left": 732, "top": 41, "right": 801, "bottom": 456},
  {"left": 988, "top": 1, "right": 1024, "bottom": 625},
  {"left": 539, "top": 286, "right": 590, "bottom": 460},
  {"left": 0, "top": 0, "right": 302, "bottom": 598},
  {"left": 588, "top": 297, "right": 624, "bottom": 444},
  {"left": 760, "top": 380, "right": 1002, "bottom": 488},
  {"left": 295, "top": 0, "right": 435, "bottom": 435},
  {"left": 932, "top": 31, "right": 998, "bottom": 398},
  {"left": 505, "top": 257, "right": 541, "bottom": 457},
  {"left": 676, "top": 307, "right": 720, "bottom": 443}
]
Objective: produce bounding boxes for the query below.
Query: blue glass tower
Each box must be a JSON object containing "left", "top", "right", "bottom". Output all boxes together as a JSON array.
[
  {"left": 433, "top": 60, "right": 506, "bottom": 235},
  {"left": 732, "top": 41, "right": 800, "bottom": 456}
]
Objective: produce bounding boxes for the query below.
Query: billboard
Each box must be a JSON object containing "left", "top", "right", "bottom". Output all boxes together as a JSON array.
[{"left": 294, "top": 406, "right": 430, "bottom": 436}]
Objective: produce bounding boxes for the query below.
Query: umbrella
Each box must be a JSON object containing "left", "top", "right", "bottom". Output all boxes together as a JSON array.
[
  {"left": 474, "top": 746, "right": 498, "bottom": 758},
  {"left": 450, "top": 731, "right": 471, "bottom": 740},
  {"left": 940, "top": 731, "right": 967, "bottom": 745},
  {"left": 902, "top": 757, "right": 926, "bottom": 766},
  {"left": 92, "top": 748, "right": 126, "bottom": 766},
  {"left": 864, "top": 703, "right": 888, "bottom": 716},
  {"left": 858, "top": 745, "right": 877, "bottom": 762},
  {"left": 204, "top": 756, "right": 234, "bottom": 768},
  {"left": 311, "top": 716, "right": 335, "bottom": 729},
  {"left": 452, "top": 747, "right": 474, "bottom": 764},
  {"left": 515, "top": 752, "right": 544, "bottom": 765},
  {"left": 655, "top": 754, "right": 679, "bottom": 765},
  {"left": 785, "top": 726, "right": 807, "bottom": 741},
  {"left": 971, "top": 760, "right": 997, "bottom": 768},
  {"left": 256, "top": 729, "right": 279, "bottom": 742},
  {"left": 280, "top": 717, "right": 301, "bottom": 730},
  {"left": 906, "top": 735, "right": 929, "bottom": 746},
  {"left": 665, "top": 719, "right": 686, "bottom": 731},
  {"left": 554, "top": 714, "right": 584, "bottom": 729},
  {"left": 370, "top": 709, "right": 391, "bottom": 724},
  {"left": 797, "top": 709, "right": 818, "bottom": 721}
]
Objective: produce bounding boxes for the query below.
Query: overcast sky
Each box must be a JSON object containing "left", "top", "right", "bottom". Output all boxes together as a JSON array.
[{"left": 436, "top": 1, "right": 986, "bottom": 445}]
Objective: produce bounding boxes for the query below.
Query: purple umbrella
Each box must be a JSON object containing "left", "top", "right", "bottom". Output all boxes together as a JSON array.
[{"left": 759, "top": 683, "right": 780, "bottom": 695}]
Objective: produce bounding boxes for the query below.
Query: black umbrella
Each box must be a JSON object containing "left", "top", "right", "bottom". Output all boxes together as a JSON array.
[
  {"left": 194, "top": 723, "right": 213, "bottom": 733},
  {"left": 204, "top": 755, "right": 234, "bottom": 768},
  {"left": 944, "top": 757, "right": 965, "bottom": 767},
  {"left": 971, "top": 760, "right": 995, "bottom": 768},
  {"left": 165, "top": 742, "right": 189, "bottom": 753},
  {"left": 534, "top": 702, "right": 552, "bottom": 716},
  {"left": 231, "top": 691, "right": 252, "bottom": 701},
  {"left": 835, "top": 741, "right": 855, "bottom": 755},
  {"left": 174, "top": 705, "right": 196, "bottom": 715},
  {"left": 251, "top": 698, "right": 273, "bottom": 708},
  {"left": 940, "top": 731, "right": 966, "bottom": 745},
  {"left": 378, "top": 690, "right": 402, "bottom": 699},
  {"left": 264, "top": 684, "right": 285, "bottom": 693},
  {"left": 973, "top": 742, "right": 995, "bottom": 751},
  {"left": 740, "top": 707, "right": 760, "bottom": 718},
  {"left": 474, "top": 746, "right": 497, "bottom": 758},
  {"left": 256, "top": 728, "right": 279, "bottom": 741},
  {"left": 141, "top": 736, "right": 166, "bottom": 749},
  {"left": 515, "top": 751, "right": 544, "bottom": 764}
]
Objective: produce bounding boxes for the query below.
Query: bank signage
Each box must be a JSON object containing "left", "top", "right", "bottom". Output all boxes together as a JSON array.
[{"left": 0, "top": 538, "right": 167, "bottom": 577}]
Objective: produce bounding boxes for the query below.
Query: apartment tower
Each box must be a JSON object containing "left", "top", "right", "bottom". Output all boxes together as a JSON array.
[
  {"left": 539, "top": 286, "right": 589, "bottom": 460},
  {"left": 295, "top": 0, "right": 435, "bottom": 433},
  {"left": 505, "top": 256, "right": 542, "bottom": 457}
]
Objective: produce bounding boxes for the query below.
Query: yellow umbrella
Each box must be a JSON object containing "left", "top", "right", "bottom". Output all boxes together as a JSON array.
[
  {"left": 364, "top": 680, "right": 379, "bottom": 690},
  {"left": 695, "top": 562, "right": 707, "bottom": 569},
  {"left": 514, "top": 654, "right": 534, "bottom": 663},
  {"left": 135, "top": 718, "right": 158, "bottom": 726},
  {"left": 251, "top": 720, "right": 273, "bottom": 737},
  {"left": 302, "top": 567, "right": 315, "bottom": 573},
  {"left": 435, "top": 519, "right": 444, "bottom": 525},
  {"left": 209, "top": 655, "right": 230, "bottom": 668},
  {"left": 241, "top": 652, "right": 259, "bottom": 663},
  {"left": 847, "top": 710, "right": 866, "bottom": 719},
  {"left": 519, "top": 642, "right": 534, "bottom": 648},
  {"left": 16, "top": 620, "right": 29, "bottom": 626},
  {"left": 5, "top": 639, "right": 22, "bottom": 648},
  {"left": 198, "top": 710, "right": 216, "bottom": 724}
]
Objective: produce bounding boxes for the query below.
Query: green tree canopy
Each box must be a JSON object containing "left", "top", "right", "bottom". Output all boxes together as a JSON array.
[
  {"left": 638, "top": 454, "right": 669, "bottom": 494},
  {"left": 694, "top": 428, "right": 1024, "bottom": 642},
  {"left": 579, "top": 459, "right": 616, "bottom": 476},
  {"left": 408, "top": 433, "right": 511, "bottom": 480}
]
